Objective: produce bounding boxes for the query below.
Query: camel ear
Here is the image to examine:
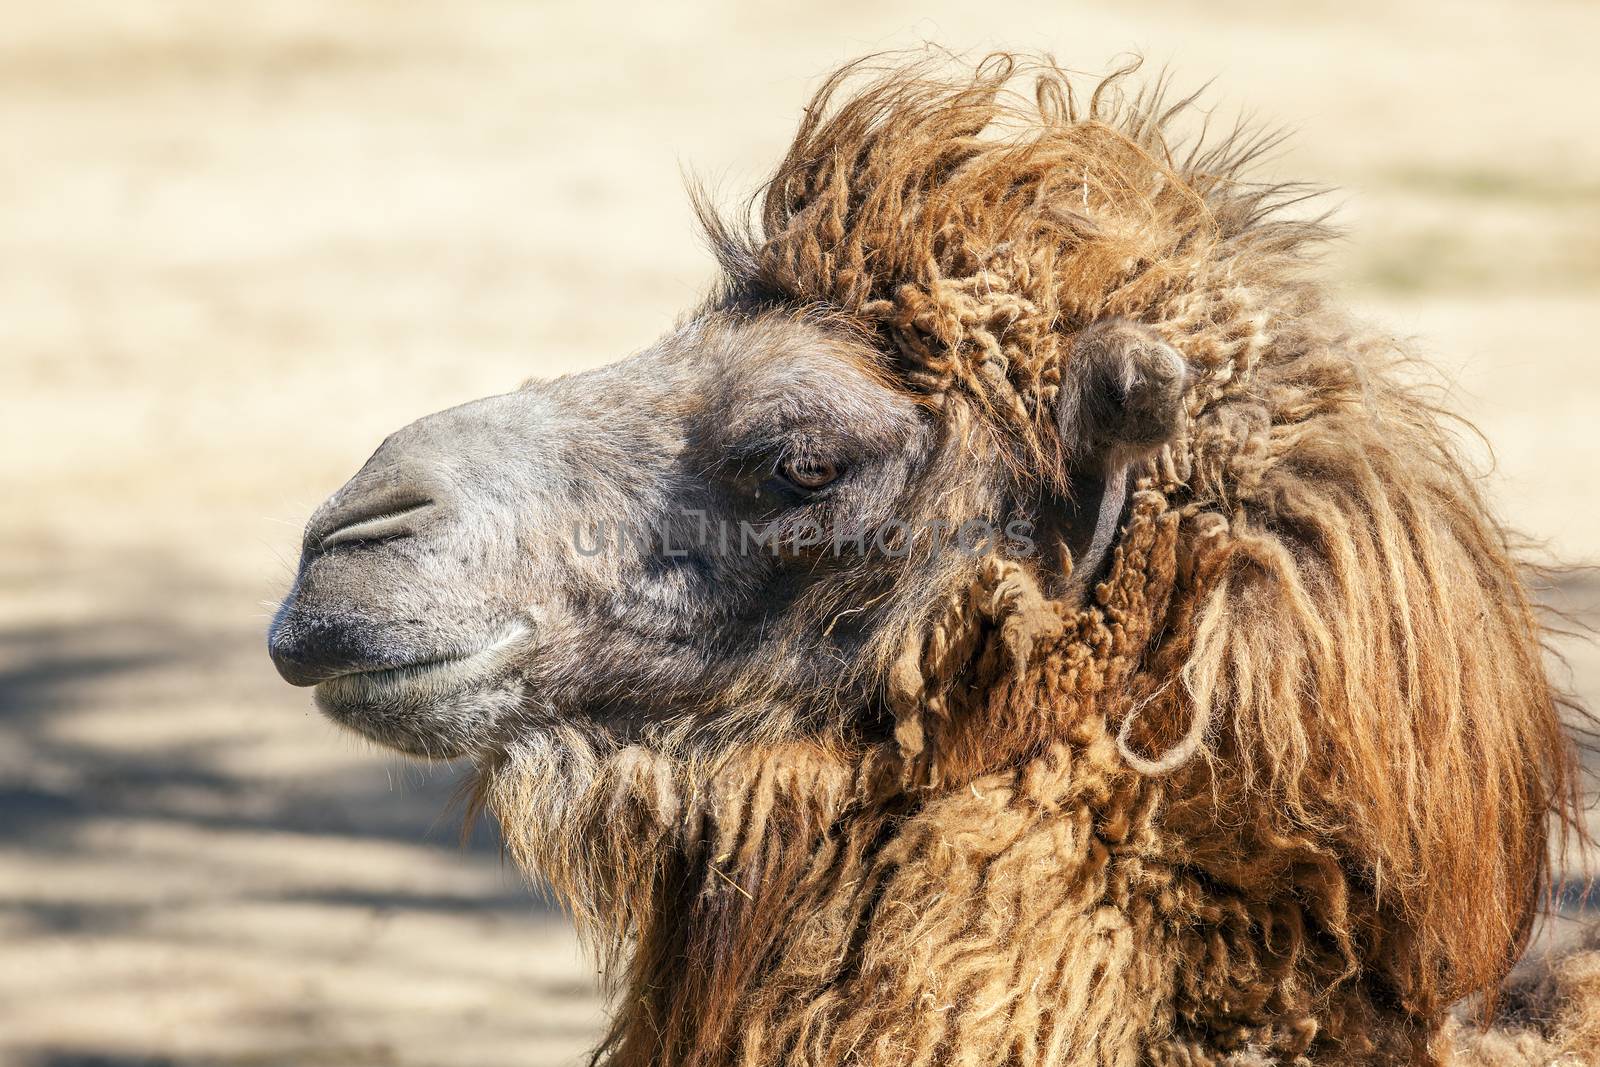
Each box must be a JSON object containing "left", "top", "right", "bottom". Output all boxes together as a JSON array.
[{"left": 1058, "top": 319, "right": 1188, "bottom": 472}]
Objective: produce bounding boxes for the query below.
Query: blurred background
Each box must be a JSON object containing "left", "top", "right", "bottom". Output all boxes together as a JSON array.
[{"left": 3, "top": 2, "right": 1597, "bottom": 1064}]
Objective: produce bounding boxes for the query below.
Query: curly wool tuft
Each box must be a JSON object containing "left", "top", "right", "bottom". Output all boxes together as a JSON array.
[{"left": 482, "top": 54, "right": 1593, "bottom": 1066}]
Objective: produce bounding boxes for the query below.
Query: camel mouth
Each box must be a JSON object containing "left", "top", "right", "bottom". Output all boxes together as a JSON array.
[
  {"left": 322, "top": 652, "right": 476, "bottom": 692},
  {"left": 311, "top": 622, "right": 531, "bottom": 757},
  {"left": 315, "top": 621, "right": 530, "bottom": 696}
]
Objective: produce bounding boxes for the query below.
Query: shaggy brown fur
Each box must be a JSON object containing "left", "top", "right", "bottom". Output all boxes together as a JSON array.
[
  {"left": 480, "top": 55, "right": 1593, "bottom": 1065},
  {"left": 1448, "top": 924, "right": 1600, "bottom": 1064}
]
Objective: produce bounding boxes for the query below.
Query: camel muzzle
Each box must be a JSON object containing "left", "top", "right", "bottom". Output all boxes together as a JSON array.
[
  {"left": 269, "top": 468, "right": 456, "bottom": 687},
  {"left": 267, "top": 389, "right": 564, "bottom": 755}
]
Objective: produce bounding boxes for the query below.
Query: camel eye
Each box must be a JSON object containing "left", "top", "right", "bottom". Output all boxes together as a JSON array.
[{"left": 779, "top": 456, "right": 841, "bottom": 490}]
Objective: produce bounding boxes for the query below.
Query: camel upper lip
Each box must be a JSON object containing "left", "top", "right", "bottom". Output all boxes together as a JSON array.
[
  {"left": 312, "top": 623, "right": 530, "bottom": 702},
  {"left": 314, "top": 654, "right": 468, "bottom": 688}
]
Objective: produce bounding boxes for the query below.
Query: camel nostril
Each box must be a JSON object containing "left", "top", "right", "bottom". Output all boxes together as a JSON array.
[
  {"left": 308, "top": 485, "right": 438, "bottom": 553},
  {"left": 318, "top": 500, "right": 434, "bottom": 550}
]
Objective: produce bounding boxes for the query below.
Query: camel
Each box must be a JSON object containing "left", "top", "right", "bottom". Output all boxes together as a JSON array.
[{"left": 268, "top": 55, "right": 1600, "bottom": 1065}]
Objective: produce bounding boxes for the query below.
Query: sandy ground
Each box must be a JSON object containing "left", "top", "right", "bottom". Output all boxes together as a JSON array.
[{"left": 3, "top": 2, "right": 1598, "bottom": 1065}]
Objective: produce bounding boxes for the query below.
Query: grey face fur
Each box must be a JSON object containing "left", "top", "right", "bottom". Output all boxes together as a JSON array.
[
  {"left": 269, "top": 308, "right": 1185, "bottom": 759},
  {"left": 273, "top": 312, "right": 968, "bottom": 758}
]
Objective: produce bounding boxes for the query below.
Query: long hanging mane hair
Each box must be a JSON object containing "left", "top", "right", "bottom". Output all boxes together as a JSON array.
[{"left": 477, "top": 53, "right": 1593, "bottom": 1066}]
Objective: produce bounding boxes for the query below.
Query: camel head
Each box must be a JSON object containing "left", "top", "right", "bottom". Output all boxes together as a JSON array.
[
  {"left": 269, "top": 55, "right": 1588, "bottom": 1067},
  {"left": 269, "top": 307, "right": 1185, "bottom": 759}
]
